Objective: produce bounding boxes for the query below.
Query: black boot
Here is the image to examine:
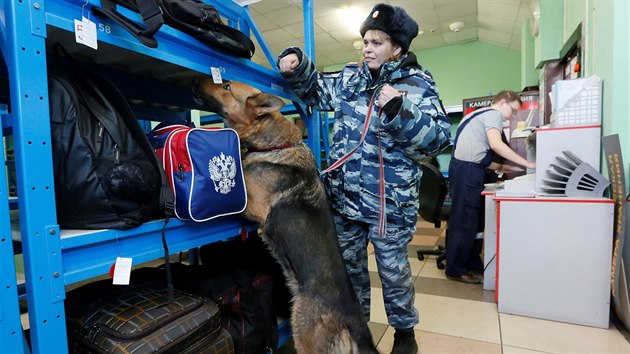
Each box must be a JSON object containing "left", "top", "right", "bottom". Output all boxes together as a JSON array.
[{"left": 391, "top": 327, "right": 418, "bottom": 354}]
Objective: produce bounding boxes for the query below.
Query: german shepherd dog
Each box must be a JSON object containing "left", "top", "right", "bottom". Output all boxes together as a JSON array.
[{"left": 193, "top": 79, "right": 379, "bottom": 354}]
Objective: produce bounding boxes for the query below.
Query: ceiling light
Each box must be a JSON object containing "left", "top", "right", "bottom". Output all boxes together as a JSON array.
[
  {"left": 418, "top": 30, "right": 425, "bottom": 35},
  {"left": 338, "top": 6, "right": 369, "bottom": 37},
  {"left": 352, "top": 40, "right": 363, "bottom": 50},
  {"left": 449, "top": 21, "right": 464, "bottom": 33}
]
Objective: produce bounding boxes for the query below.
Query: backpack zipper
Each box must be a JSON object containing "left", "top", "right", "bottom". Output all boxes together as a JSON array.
[
  {"left": 97, "top": 122, "right": 104, "bottom": 151},
  {"left": 178, "top": 163, "right": 184, "bottom": 180},
  {"left": 113, "top": 144, "right": 120, "bottom": 164}
]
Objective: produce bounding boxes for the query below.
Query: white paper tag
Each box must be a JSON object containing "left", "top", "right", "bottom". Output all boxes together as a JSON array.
[
  {"left": 211, "top": 67, "right": 223, "bottom": 84},
  {"left": 112, "top": 257, "right": 132, "bottom": 285},
  {"left": 74, "top": 17, "right": 98, "bottom": 50}
]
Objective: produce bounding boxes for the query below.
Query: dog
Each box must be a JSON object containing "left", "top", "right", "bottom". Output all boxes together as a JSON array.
[{"left": 193, "top": 79, "right": 379, "bottom": 354}]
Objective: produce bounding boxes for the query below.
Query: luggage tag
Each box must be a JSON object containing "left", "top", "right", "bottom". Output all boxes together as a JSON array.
[
  {"left": 111, "top": 257, "right": 132, "bottom": 285},
  {"left": 74, "top": 16, "right": 98, "bottom": 50},
  {"left": 211, "top": 67, "right": 223, "bottom": 84}
]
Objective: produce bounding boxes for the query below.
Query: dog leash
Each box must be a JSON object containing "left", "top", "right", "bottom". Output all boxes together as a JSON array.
[
  {"left": 376, "top": 134, "right": 387, "bottom": 237},
  {"left": 320, "top": 91, "right": 379, "bottom": 174},
  {"left": 321, "top": 88, "right": 388, "bottom": 237}
]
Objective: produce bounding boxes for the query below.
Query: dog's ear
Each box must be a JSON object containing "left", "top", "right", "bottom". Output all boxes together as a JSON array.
[{"left": 248, "top": 93, "right": 285, "bottom": 117}]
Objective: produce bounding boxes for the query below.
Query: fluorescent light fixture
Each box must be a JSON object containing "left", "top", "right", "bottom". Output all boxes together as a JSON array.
[{"left": 338, "top": 5, "right": 368, "bottom": 37}]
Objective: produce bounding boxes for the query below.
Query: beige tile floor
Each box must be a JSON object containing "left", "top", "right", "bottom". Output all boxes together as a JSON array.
[{"left": 279, "top": 220, "right": 630, "bottom": 353}]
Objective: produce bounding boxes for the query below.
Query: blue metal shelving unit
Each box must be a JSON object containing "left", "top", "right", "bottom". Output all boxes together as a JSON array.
[
  {"left": 0, "top": 0, "right": 318, "bottom": 351},
  {"left": 0, "top": 105, "right": 26, "bottom": 354}
]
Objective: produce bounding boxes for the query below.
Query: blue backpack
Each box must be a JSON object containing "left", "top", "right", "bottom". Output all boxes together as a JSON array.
[{"left": 150, "top": 123, "right": 246, "bottom": 221}]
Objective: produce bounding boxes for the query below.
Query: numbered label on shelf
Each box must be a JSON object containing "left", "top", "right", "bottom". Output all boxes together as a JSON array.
[{"left": 74, "top": 17, "right": 98, "bottom": 50}]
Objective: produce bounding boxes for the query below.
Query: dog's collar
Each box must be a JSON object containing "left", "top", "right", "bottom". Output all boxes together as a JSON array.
[{"left": 246, "top": 142, "right": 301, "bottom": 153}]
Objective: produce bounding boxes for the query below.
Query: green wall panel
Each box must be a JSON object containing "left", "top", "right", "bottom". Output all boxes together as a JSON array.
[
  {"left": 590, "top": 0, "right": 629, "bottom": 170},
  {"left": 521, "top": 20, "right": 539, "bottom": 89},
  {"left": 564, "top": 0, "right": 586, "bottom": 40},
  {"left": 413, "top": 42, "right": 521, "bottom": 107},
  {"left": 535, "top": 0, "right": 564, "bottom": 67}
]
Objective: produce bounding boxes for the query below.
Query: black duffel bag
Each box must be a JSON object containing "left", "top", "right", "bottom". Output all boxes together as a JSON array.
[{"left": 93, "top": 0, "right": 255, "bottom": 58}]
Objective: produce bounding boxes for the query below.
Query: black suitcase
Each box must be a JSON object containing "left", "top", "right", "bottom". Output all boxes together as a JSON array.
[{"left": 65, "top": 280, "right": 225, "bottom": 354}]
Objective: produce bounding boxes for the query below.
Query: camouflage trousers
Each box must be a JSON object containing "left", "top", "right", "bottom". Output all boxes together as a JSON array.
[{"left": 332, "top": 210, "right": 419, "bottom": 329}]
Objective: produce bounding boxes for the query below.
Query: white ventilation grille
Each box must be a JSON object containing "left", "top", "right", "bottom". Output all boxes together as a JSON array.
[{"left": 540, "top": 150, "right": 609, "bottom": 197}]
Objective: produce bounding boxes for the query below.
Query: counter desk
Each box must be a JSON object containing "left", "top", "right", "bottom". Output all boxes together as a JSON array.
[{"left": 483, "top": 192, "right": 613, "bottom": 328}]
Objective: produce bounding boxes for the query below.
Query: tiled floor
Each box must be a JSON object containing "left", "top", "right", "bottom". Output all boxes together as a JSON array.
[{"left": 278, "top": 220, "right": 630, "bottom": 353}]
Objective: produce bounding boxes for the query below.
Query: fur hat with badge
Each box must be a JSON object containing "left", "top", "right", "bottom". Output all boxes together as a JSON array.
[{"left": 360, "top": 3, "right": 419, "bottom": 54}]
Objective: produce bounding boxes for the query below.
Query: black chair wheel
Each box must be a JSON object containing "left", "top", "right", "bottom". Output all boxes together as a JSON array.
[
  {"left": 436, "top": 260, "right": 445, "bottom": 270},
  {"left": 418, "top": 254, "right": 425, "bottom": 261}
]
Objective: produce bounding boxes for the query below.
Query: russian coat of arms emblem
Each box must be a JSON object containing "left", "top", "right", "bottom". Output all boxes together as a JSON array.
[{"left": 208, "top": 152, "right": 237, "bottom": 194}]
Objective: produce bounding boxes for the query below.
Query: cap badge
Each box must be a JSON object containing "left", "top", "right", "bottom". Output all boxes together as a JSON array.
[{"left": 372, "top": 10, "right": 379, "bottom": 18}]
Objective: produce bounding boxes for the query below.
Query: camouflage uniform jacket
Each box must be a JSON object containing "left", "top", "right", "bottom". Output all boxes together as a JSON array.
[{"left": 278, "top": 47, "right": 451, "bottom": 228}]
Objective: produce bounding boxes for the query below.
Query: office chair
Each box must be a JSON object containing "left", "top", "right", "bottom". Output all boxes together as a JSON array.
[{"left": 416, "top": 162, "right": 450, "bottom": 270}]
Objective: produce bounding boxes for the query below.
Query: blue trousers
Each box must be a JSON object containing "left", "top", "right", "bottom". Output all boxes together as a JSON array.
[
  {"left": 332, "top": 211, "right": 419, "bottom": 329},
  {"left": 446, "top": 158, "right": 485, "bottom": 277}
]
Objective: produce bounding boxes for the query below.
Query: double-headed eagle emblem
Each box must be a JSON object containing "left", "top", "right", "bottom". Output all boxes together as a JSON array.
[{"left": 208, "top": 152, "right": 237, "bottom": 194}]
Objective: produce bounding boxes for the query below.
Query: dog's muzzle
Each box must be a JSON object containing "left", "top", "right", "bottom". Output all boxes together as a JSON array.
[{"left": 191, "top": 78, "right": 227, "bottom": 118}]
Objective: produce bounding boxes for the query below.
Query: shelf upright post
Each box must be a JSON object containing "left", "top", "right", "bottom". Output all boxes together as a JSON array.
[
  {"left": 0, "top": 107, "right": 25, "bottom": 354},
  {"left": 3, "top": 0, "right": 67, "bottom": 352},
  {"left": 302, "top": 0, "right": 322, "bottom": 166}
]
